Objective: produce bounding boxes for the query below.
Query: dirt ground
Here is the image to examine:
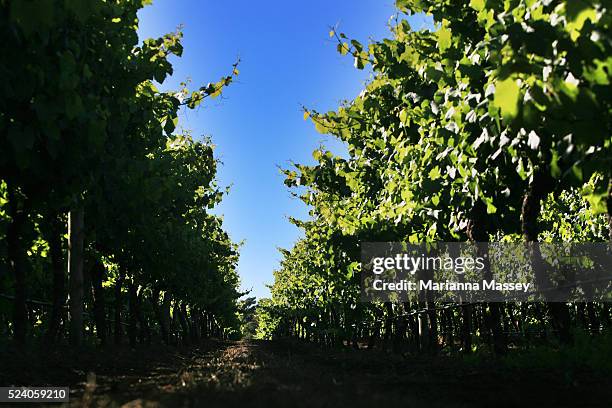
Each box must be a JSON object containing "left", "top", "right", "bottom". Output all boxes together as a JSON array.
[{"left": 1, "top": 339, "right": 610, "bottom": 407}]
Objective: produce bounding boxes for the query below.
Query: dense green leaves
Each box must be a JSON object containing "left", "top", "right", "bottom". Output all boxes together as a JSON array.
[
  {"left": 260, "top": 0, "right": 611, "bottom": 346},
  {"left": 0, "top": 0, "right": 243, "bottom": 343}
]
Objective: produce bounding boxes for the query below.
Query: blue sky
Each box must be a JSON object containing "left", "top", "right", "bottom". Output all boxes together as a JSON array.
[{"left": 138, "top": 1, "right": 429, "bottom": 299}]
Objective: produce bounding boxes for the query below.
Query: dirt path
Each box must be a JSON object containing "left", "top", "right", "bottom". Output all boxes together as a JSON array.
[{"left": 2, "top": 340, "right": 609, "bottom": 407}]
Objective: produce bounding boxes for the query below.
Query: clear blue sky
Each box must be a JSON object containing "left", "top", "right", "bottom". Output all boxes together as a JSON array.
[{"left": 138, "top": 1, "right": 429, "bottom": 299}]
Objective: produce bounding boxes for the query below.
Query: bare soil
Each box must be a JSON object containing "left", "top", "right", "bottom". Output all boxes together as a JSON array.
[{"left": 1, "top": 340, "right": 609, "bottom": 407}]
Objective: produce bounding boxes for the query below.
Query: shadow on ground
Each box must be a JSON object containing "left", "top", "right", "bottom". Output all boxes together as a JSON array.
[{"left": 1, "top": 339, "right": 610, "bottom": 407}]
